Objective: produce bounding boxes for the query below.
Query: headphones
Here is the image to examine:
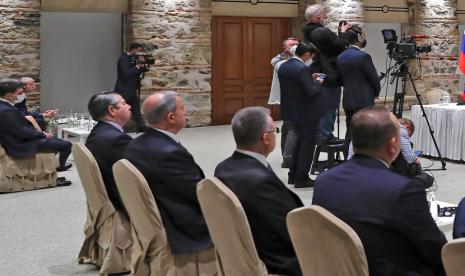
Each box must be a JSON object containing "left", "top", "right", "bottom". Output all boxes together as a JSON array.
[{"left": 348, "top": 25, "right": 366, "bottom": 47}]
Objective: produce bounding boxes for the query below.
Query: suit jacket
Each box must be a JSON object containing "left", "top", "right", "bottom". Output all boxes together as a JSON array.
[
  {"left": 124, "top": 128, "right": 213, "bottom": 254},
  {"left": 214, "top": 152, "right": 303, "bottom": 276},
  {"left": 0, "top": 100, "right": 47, "bottom": 158},
  {"left": 85, "top": 121, "right": 132, "bottom": 213},
  {"left": 278, "top": 58, "right": 324, "bottom": 125},
  {"left": 453, "top": 197, "right": 465, "bottom": 239},
  {"left": 337, "top": 47, "right": 381, "bottom": 111},
  {"left": 303, "top": 22, "right": 348, "bottom": 88},
  {"left": 14, "top": 99, "right": 46, "bottom": 130},
  {"left": 114, "top": 53, "right": 141, "bottom": 98},
  {"left": 313, "top": 155, "right": 446, "bottom": 276}
]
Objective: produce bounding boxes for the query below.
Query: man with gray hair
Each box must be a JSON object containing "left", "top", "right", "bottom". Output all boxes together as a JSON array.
[
  {"left": 85, "top": 91, "right": 133, "bottom": 213},
  {"left": 124, "top": 92, "right": 216, "bottom": 275},
  {"left": 215, "top": 106, "right": 303, "bottom": 275}
]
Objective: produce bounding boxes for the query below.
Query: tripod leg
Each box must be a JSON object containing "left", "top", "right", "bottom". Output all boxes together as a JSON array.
[
  {"left": 392, "top": 76, "right": 400, "bottom": 117},
  {"left": 407, "top": 72, "right": 446, "bottom": 170}
]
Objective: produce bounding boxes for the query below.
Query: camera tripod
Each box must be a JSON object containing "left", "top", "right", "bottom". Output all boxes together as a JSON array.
[{"left": 390, "top": 60, "right": 446, "bottom": 170}]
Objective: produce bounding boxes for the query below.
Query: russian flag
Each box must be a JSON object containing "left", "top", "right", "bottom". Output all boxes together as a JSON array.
[{"left": 460, "top": 30, "right": 465, "bottom": 76}]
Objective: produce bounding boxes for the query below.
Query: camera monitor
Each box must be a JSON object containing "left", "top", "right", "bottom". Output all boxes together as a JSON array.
[{"left": 381, "top": 29, "right": 397, "bottom": 43}]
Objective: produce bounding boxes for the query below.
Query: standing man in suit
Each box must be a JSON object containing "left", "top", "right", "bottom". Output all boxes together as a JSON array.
[
  {"left": 124, "top": 91, "right": 216, "bottom": 275},
  {"left": 86, "top": 91, "right": 133, "bottom": 213},
  {"left": 453, "top": 197, "right": 465, "bottom": 239},
  {"left": 278, "top": 41, "right": 324, "bottom": 188},
  {"left": 115, "top": 43, "right": 146, "bottom": 132},
  {"left": 0, "top": 79, "right": 72, "bottom": 172},
  {"left": 215, "top": 107, "right": 303, "bottom": 276},
  {"left": 303, "top": 4, "right": 350, "bottom": 145},
  {"left": 14, "top": 77, "right": 58, "bottom": 131},
  {"left": 337, "top": 25, "right": 381, "bottom": 156},
  {"left": 313, "top": 106, "right": 446, "bottom": 276}
]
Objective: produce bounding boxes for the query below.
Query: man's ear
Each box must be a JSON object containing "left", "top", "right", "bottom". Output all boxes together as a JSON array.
[{"left": 166, "top": 111, "right": 175, "bottom": 123}]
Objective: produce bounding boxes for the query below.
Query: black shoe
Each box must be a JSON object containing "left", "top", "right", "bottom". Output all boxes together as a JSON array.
[
  {"left": 57, "top": 163, "right": 72, "bottom": 172},
  {"left": 56, "top": 178, "right": 72, "bottom": 187},
  {"left": 57, "top": 177, "right": 66, "bottom": 181},
  {"left": 294, "top": 178, "right": 315, "bottom": 188},
  {"left": 326, "top": 137, "right": 344, "bottom": 145}
]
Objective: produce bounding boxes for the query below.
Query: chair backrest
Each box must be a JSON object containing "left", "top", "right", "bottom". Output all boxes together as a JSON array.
[
  {"left": 426, "top": 89, "right": 450, "bottom": 104},
  {"left": 72, "top": 143, "right": 110, "bottom": 214},
  {"left": 442, "top": 238, "right": 465, "bottom": 276},
  {"left": 287, "top": 206, "right": 369, "bottom": 276},
  {"left": 197, "top": 177, "right": 268, "bottom": 275},
  {"left": 112, "top": 159, "right": 172, "bottom": 275}
]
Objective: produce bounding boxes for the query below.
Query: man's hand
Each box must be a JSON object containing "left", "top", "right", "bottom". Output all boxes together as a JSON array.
[
  {"left": 414, "top": 158, "right": 421, "bottom": 165},
  {"left": 43, "top": 132, "right": 53, "bottom": 139},
  {"left": 44, "top": 109, "right": 58, "bottom": 119},
  {"left": 312, "top": 73, "right": 326, "bottom": 84},
  {"left": 340, "top": 23, "right": 352, "bottom": 33}
]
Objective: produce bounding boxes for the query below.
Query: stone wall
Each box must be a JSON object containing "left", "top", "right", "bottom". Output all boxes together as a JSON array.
[
  {"left": 128, "top": 0, "right": 212, "bottom": 127},
  {"left": 0, "top": 0, "right": 40, "bottom": 108},
  {"left": 409, "top": 0, "right": 459, "bottom": 102}
]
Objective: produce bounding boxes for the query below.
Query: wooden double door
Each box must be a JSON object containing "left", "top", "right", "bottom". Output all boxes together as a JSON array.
[{"left": 211, "top": 16, "right": 292, "bottom": 125}]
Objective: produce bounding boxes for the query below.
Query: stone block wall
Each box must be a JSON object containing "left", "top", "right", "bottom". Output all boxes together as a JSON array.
[
  {"left": 128, "top": 0, "right": 212, "bottom": 127},
  {"left": 410, "top": 0, "right": 459, "bottom": 103},
  {"left": 0, "top": 0, "right": 40, "bottom": 108}
]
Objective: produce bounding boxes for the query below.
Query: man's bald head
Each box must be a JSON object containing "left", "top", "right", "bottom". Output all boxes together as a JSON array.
[{"left": 143, "top": 91, "right": 185, "bottom": 133}]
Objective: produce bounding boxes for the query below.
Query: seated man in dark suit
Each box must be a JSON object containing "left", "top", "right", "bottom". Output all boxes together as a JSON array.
[
  {"left": 14, "top": 77, "right": 58, "bottom": 131},
  {"left": 124, "top": 91, "right": 216, "bottom": 274},
  {"left": 336, "top": 25, "right": 381, "bottom": 157},
  {"left": 313, "top": 106, "right": 446, "bottom": 276},
  {"left": 0, "top": 79, "right": 72, "bottom": 172},
  {"left": 453, "top": 197, "right": 465, "bottom": 239},
  {"left": 278, "top": 41, "right": 324, "bottom": 188},
  {"left": 85, "top": 91, "right": 133, "bottom": 213},
  {"left": 215, "top": 107, "right": 303, "bottom": 276}
]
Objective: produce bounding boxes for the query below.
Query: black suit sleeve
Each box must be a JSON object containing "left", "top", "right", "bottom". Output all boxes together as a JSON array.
[
  {"left": 117, "top": 56, "right": 140, "bottom": 81},
  {"left": 315, "top": 28, "right": 349, "bottom": 56},
  {"left": 297, "top": 67, "right": 321, "bottom": 99},
  {"left": 362, "top": 54, "right": 381, "bottom": 97},
  {"left": 108, "top": 134, "right": 133, "bottom": 164},
  {"left": 391, "top": 179, "right": 447, "bottom": 273},
  {"left": 159, "top": 148, "right": 205, "bottom": 203},
  {"left": 2, "top": 109, "right": 46, "bottom": 140}
]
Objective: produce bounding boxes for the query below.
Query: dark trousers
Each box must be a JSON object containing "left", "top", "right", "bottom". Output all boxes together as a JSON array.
[
  {"left": 289, "top": 122, "right": 319, "bottom": 182},
  {"left": 343, "top": 109, "right": 357, "bottom": 159},
  {"left": 281, "top": 121, "right": 298, "bottom": 164},
  {"left": 122, "top": 91, "right": 145, "bottom": 131},
  {"left": 37, "top": 138, "right": 72, "bottom": 168}
]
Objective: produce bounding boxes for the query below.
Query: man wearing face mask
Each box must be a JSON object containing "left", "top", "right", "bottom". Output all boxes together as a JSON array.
[
  {"left": 303, "top": 4, "right": 350, "bottom": 145},
  {"left": 336, "top": 25, "right": 381, "bottom": 157},
  {"left": 0, "top": 80, "right": 72, "bottom": 172},
  {"left": 14, "top": 77, "right": 58, "bottom": 131},
  {"left": 313, "top": 106, "right": 446, "bottom": 276}
]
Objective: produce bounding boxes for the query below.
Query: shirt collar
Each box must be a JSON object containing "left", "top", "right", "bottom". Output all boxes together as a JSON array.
[
  {"left": 102, "top": 120, "right": 124, "bottom": 132},
  {"left": 349, "top": 45, "right": 361, "bottom": 50},
  {"left": 375, "top": 157, "right": 390, "bottom": 168},
  {"left": 153, "top": 127, "right": 180, "bottom": 143},
  {"left": 292, "top": 56, "right": 304, "bottom": 64},
  {"left": 0, "top": 98, "right": 14, "bottom": 106},
  {"left": 235, "top": 149, "right": 269, "bottom": 168}
]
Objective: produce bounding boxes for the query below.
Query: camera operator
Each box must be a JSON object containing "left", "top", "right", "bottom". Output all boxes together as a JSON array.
[
  {"left": 115, "top": 43, "right": 147, "bottom": 132},
  {"left": 337, "top": 25, "right": 381, "bottom": 157},
  {"left": 303, "top": 4, "right": 350, "bottom": 145}
]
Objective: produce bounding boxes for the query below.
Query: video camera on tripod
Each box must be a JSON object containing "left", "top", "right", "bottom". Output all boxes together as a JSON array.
[{"left": 381, "top": 29, "right": 432, "bottom": 61}]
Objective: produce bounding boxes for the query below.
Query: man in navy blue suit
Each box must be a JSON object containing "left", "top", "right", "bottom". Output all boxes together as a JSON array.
[
  {"left": 453, "top": 198, "right": 465, "bottom": 239},
  {"left": 124, "top": 92, "right": 216, "bottom": 274},
  {"left": 215, "top": 107, "right": 303, "bottom": 275},
  {"left": 0, "top": 80, "right": 72, "bottom": 172},
  {"left": 278, "top": 41, "right": 324, "bottom": 188},
  {"left": 86, "top": 91, "right": 133, "bottom": 213},
  {"left": 114, "top": 43, "right": 146, "bottom": 132},
  {"left": 337, "top": 25, "right": 381, "bottom": 157},
  {"left": 313, "top": 106, "right": 446, "bottom": 276}
]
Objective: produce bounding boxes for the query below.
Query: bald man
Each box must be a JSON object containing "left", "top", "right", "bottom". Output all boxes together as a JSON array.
[{"left": 124, "top": 92, "right": 216, "bottom": 275}]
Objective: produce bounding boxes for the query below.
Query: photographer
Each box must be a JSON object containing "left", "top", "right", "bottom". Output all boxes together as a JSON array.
[
  {"left": 114, "top": 43, "right": 147, "bottom": 132},
  {"left": 302, "top": 4, "right": 350, "bottom": 145},
  {"left": 337, "top": 25, "right": 381, "bottom": 157}
]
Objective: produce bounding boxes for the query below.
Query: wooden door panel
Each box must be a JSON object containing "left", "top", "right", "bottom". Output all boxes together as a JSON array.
[{"left": 212, "top": 16, "right": 292, "bottom": 124}]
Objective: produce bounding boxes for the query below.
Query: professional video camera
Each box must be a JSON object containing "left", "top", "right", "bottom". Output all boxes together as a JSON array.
[
  {"left": 130, "top": 53, "right": 156, "bottom": 73},
  {"left": 381, "top": 29, "right": 432, "bottom": 60}
]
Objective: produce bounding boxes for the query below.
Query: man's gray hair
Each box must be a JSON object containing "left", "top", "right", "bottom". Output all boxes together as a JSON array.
[
  {"left": 87, "top": 91, "right": 120, "bottom": 120},
  {"left": 20, "top": 77, "right": 34, "bottom": 85},
  {"left": 144, "top": 91, "right": 179, "bottom": 124},
  {"left": 231, "top": 106, "right": 271, "bottom": 148},
  {"left": 305, "top": 4, "right": 324, "bottom": 22}
]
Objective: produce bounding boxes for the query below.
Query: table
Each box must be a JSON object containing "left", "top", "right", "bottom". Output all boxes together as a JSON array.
[
  {"left": 411, "top": 103, "right": 465, "bottom": 161},
  {"left": 61, "top": 128, "right": 90, "bottom": 143}
]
